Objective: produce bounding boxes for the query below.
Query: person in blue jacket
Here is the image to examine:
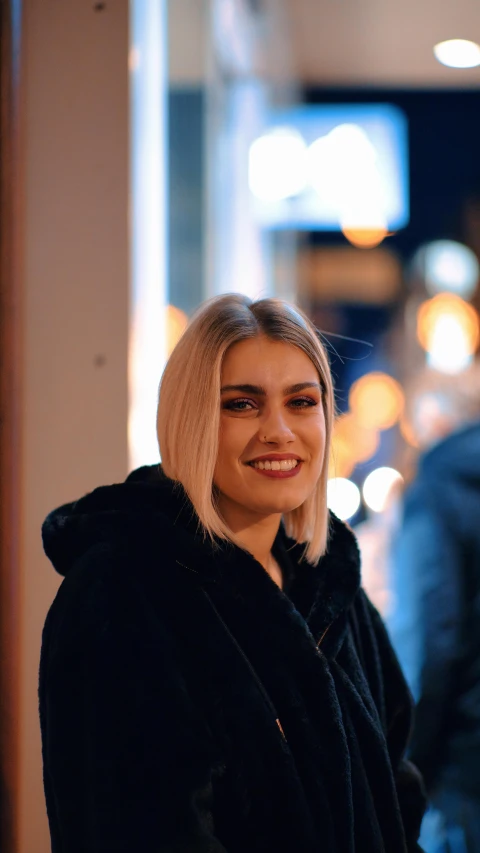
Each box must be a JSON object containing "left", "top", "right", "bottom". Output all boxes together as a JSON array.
[{"left": 388, "top": 367, "right": 480, "bottom": 852}]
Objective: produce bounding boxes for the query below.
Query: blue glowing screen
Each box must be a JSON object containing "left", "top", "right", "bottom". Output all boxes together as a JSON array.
[{"left": 250, "top": 104, "right": 409, "bottom": 232}]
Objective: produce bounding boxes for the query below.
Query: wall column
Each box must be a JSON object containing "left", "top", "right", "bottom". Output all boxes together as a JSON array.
[{"left": 16, "top": 2, "right": 130, "bottom": 850}]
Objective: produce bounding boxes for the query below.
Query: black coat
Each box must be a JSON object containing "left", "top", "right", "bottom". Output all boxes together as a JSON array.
[
  {"left": 40, "top": 465, "right": 425, "bottom": 853},
  {"left": 390, "top": 421, "right": 480, "bottom": 800}
]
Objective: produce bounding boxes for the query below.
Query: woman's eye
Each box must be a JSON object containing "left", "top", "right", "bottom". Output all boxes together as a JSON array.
[
  {"left": 222, "top": 398, "right": 256, "bottom": 412},
  {"left": 289, "top": 396, "right": 318, "bottom": 408}
]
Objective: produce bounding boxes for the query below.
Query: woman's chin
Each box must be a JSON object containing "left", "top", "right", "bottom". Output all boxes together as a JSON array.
[{"left": 250, "top": 496, "right": 307, "bottom": 517}]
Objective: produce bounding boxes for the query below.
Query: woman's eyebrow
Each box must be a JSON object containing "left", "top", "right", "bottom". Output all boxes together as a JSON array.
[
  {"left": 220, "top": 382, "right": 321, "bottom": 395},
  {"left": 220, "top": 384, "right": 266, "bottom": 395},
  {"left": 285, "top": 382, "right": 321, "bottom": 394}
]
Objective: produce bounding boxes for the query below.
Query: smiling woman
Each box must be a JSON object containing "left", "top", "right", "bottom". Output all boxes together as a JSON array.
[
  {"left": 158, "top": 295, "right": 334, "bottom": 566},
  {"left": 39, "top": 294, "right": 426, "bottom": 853}
]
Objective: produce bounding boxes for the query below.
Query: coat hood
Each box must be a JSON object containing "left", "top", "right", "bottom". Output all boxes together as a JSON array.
[{"left": 42, "top": 465, "right": 362, "bottom": 644}]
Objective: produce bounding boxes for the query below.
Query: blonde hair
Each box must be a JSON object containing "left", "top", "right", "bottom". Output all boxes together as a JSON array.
[{"left": 157, "top": 294, "right": 334, "bottom": 564}]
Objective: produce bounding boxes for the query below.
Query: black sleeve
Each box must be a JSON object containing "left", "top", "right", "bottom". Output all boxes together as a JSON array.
[
  {"left": 39, "top": 546, "right": 228, "bottom": 853},
  {"left": 364, "top": 595, "right": 427, "bottom": 853}
]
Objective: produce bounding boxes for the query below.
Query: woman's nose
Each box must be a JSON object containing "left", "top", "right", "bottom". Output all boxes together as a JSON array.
[{"left": 260, "top": 408, "right": 295, "bottom": 445}]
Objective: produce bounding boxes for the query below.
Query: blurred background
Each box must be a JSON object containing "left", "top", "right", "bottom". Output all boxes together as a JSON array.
[{"left": 2, "top": 0, "right": 480, "bottom": 850}]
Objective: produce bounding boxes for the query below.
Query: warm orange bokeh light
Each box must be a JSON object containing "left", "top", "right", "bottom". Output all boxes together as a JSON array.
[
  {"left": 334, "top": 412, "right": 380, "bottom": 463},
  {"left": 342, "top": 225, "right": 387, "bottom": 249},
  {"left": 167, "top": 304, "right": 189, "bottom": 356},
  {"left": 416, "top": 293, "right": 480, "bottom": 353},
  {"left": 399, "top": 415, "right": 420, "bottom": 449},
  {"left": 349, "top": 372, "right": 404, "bottom": 430},
  {"left": 329, "top": 411, "right": 379, "bottom": 477},
  {"left": 329, "top": 433, "right": 356, "bottom": 479}
]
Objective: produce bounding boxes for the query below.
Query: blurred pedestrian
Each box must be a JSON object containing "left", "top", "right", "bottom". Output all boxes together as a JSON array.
[
  {"left": 40, "top": 294, "right": 425, "bottom": 853},
  {"left": 388, "top": 365, "right": 480, "bottom": 852}
]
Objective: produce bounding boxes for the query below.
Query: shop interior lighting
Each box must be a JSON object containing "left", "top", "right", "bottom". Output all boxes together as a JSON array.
[
  {"left": 248, "top": 128, "right": 307, "bottom": 202},
  {"left": 433, "top": 39, "right": 480, "bottom": 69},
  {"left": 248, "top": 104, "right": 408, "bottom": 232}
]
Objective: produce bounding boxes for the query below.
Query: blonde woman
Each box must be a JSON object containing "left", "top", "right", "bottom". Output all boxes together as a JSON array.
[{"left": 40, "top": 294, "right": 425, "bottom": 853}]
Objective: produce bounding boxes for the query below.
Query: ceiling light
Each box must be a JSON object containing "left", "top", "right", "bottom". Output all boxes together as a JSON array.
[{"left": 433, "top": 39, "right": 480, "bottom": 69}]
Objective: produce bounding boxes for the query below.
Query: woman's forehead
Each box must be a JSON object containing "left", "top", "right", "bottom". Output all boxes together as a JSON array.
[{"left": 221, "top": 337, "right": 318, "bottom": 384}]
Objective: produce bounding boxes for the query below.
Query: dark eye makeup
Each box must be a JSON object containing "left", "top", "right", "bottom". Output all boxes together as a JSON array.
[
  {"left": 288, "top": 396, "right": 318, "bottom": 408},
  {"left": 222, "top": 398, "right": 256, "bottom": 411},
  {"left": 222, "top": 395, "right": 319, "bottom": 412}
]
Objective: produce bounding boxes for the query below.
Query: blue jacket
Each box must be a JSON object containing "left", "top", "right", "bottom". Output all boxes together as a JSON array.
[{"left": 388, "top": 421, "right": 480, "bottom": 798}]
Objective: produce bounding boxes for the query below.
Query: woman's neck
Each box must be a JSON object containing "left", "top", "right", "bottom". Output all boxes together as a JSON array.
[{"left": 216, "top": 495, "right": 282, "bottom": 583}]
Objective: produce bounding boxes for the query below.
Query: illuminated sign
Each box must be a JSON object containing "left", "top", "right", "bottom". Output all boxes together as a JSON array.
[{"left": 249, "top": 104, "right": 409, "bottom": 232}]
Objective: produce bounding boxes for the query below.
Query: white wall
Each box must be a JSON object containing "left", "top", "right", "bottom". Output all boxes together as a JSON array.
[{"left": 19, "top": 2, "right": 129, "bottom": 850}]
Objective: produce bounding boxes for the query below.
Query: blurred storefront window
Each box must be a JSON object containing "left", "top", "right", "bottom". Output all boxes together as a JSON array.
[
  {"left": 169, "top": 0, "right": 298, "bottom": 311},
  {"left": 129, "top": 0, "right": 168, "bottom": 468}
]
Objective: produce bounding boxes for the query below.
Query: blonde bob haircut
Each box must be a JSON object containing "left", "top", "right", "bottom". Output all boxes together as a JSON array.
[{"left": 157, "top": 294, "right": 334, "bottom": 564}]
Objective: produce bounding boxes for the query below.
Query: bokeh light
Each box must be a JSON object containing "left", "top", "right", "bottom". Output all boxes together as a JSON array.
[
  {"left": 307, "top": 124, "right": 377, "bottom": 203},
  {"left": 422, "top": 240, "right": 479, "bottom": 299},
  {"left": 167, "top": 304, "right": 188, "bottom": 356},
  {"left": 307, "top": 123, "right": 388, "bottom": 247},
  {"left": 329, "top": 433, "right": 356, "bottom": 480},
  {"left": 363, "top": 467, "right": 403, "bottom": 513},
  {"left": 417, "top": 294, "right": 479, "bottom": 349},
  {"left": 249, "top": 128, "right": 307, "bottom": 202},
  {"left": 327, "top": 477, "right": 361, "bottom": 521},
  {"left": 427, "top": 314, "right": 475, "bottom": 373},
  {"left": 433, "top": 39, "right": 480, "bottom": 69},
  {"left": 349, "top": 372, "right": 405, "bottom": 430},
  {"left": 399, "top": 415, "right": 420, "bottom": 448},
  {"left": 334, "top": 413, "right": 380, "bottom": 463},
  {"left": 417, "top": 294, "right": 479, "bottom": 374},
  {"left": 341, "top": 224, "right": 388, "bottom": 249}
]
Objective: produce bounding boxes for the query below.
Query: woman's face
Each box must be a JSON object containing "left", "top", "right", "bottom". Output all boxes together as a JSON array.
[{"left": 214, "top": 335, "right": 326, "bottom": 525}]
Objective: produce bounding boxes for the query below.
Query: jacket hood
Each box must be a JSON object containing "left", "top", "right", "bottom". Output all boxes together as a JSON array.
[
  {"left": 42, "top": 465, "right": 202, "bottom": 578},
  {"left": 419, "top": 420, "right": 480, "bottom": 484},
  {"left": 42, "top": 465, "right": 361, "bottom": 640}
]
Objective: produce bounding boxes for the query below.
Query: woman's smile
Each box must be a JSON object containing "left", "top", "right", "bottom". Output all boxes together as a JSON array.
[{"left": 246, "top": 454, "right": 303, "bottom": 477}]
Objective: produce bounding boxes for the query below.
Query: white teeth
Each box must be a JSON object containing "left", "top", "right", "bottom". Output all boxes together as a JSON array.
[
  {"left": 279, "top": 459, "right": 298, "bottom": 471},
  {"left": 251, "top": 459, "right": 299, "bottom": 471}
]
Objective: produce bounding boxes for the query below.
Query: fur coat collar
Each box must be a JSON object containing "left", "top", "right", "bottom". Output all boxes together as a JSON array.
[{"left": 43, "top": 464, "right": 360, "bottom": 652}]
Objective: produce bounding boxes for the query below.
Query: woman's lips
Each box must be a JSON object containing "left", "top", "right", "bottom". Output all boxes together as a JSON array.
[{"left": 247, "top": 461, "right": 303, "bottom": 479}]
